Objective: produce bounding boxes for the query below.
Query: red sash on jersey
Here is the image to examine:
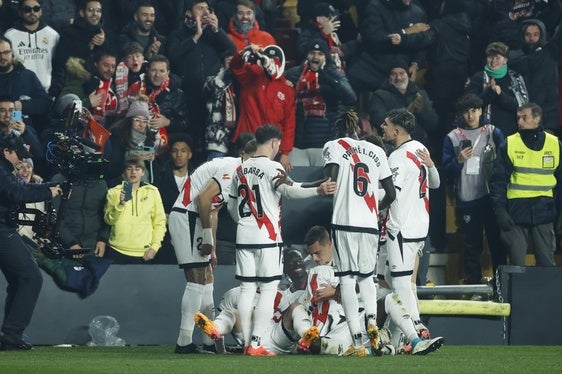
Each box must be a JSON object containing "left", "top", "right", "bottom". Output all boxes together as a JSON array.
[
  {"left": 235, "top": 165, "right": 277, "bottom": 241},
  {"left": 337, "top": 139, "right": 378, "bottom": 214},
  {"left": 181, "top": 178, "right": 192, "bottom": 207},
  {"left": 310, "top": 273, "right": 330, "bottom": 325},
  {"left": 406, "top": 151, "right": 429, "bottom": 213}
]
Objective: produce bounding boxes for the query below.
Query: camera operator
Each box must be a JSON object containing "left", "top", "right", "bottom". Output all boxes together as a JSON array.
[{"left": 0, "top": 133, "right": 62, "bottom": 350}]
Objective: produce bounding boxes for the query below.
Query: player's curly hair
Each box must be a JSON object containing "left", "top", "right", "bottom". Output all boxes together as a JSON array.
[{"left": 335, "top": 108, "right": 361, "bottom": 139}]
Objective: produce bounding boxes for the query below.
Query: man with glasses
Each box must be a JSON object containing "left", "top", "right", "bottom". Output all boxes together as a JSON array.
[
  {"left": 50, "top": 0, "right": 112, "bottom": 98},
  {"left": 4, "top": 0, "right": 60, "bottom": 92}
]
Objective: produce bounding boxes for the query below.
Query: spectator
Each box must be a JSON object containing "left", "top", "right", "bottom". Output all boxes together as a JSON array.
[
  {"left": 105, "top": 96, "right": 156, "bottom": 187},
  {"left": 227, "top": 0, "right": 275, "bottom": 52},
  {"left": 347, "top": 0, "right": 433, "bottom": 93},
  {"left": 215, "top": 0, "right": 267, "bottom": 33},
  {"left": 296, "top": 2, "right": 346, "bottom": 70},
  {"left": 118, "top": 0, "right": 167, "bottom": 59},
  {"left": 466, "top": 41, "right": 529, "bottom": 137},
  {"left": 0, "top": 36, "right": 51, "bottom": 133},
  {"left": 442, "top": 94, "right": 506, "bottom": 289},
  {"left": 168, "top": 0, "right": 236, "bottom": 163},
  {"left": 368, "top": 59, "right": 439, "bottom": 148},
  {"left": 103, "top": 156, "right": 166, "bottom": 264},
  {"left": 4, "top": 0, "right": 60, "bottom": 92},
  {"left": 424, "top": 0, "right": 472, "bottom": 139},
  {"left": 50, "top": 0, "right": 112, "bottom": 98},
  {"left": 296, "top": 0, "right": 358, "bottom": 43},
  {"left": 0, "top": 1, "right": 17, "bottom": 33},
  {"left": 16, "top": 158, "right": 45, "bottom": 243},
  {"left": 57, "top": 49, "right": 118, "bottom": 127},
  {"left": 114, "top": 41, "right": 147, "bottom": 115},
  {"left": 203, "top": 52, "right": 237, "bottom": 160},
  {"left": 509, "top": 18, "right": 562, "bottom": 134},
  {"left": 142, "top": 54, "right": 190, "bottom": 137},
  {"left": 490, "top": 102, "right": 561, "bottom": 267},
  {"left": 286, "top": 40, "right": 356, "bottom": 167},
  {"left": 0, "top": 95, "right": 43, "bottom": 163},
  {"left": 230, "top": 43, "right": 295, "bottom": 171}
]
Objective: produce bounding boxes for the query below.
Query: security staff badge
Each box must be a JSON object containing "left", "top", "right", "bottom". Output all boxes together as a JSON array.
[{"left": 543, "top": 155, "right": 555, "bottom": 169}]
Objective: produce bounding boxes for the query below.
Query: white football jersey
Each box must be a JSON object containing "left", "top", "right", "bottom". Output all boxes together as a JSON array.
[
  {"left": 301, "top": 265, "right": 345, "bottom": 335},
  {"left": 323, "top": 137, "right": 391, "bottom": 230},
  {"left": 172, "top": 157, "right": 241, "bottom": 213},
  {"left": 229, "top": 156, "right": 284, "bottom": 246},
  {"left": 386, "top": 140, "right": 430, "bottom": 239}
]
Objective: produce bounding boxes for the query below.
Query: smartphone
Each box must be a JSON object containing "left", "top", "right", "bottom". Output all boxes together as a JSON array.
[
  {"left": 123, "top": 181, "right": 133, "bottom": 201},
  {"left": 12, "top": 110, "right": 22, "bottom": 121},
  {"left": 460, "top": 139, "right": 472, "bottom": 149}
]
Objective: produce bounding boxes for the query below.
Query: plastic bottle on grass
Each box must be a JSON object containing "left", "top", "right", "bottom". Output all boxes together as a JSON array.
[{"left": 87, "top": 315, "right": 126, "bottom": 346}]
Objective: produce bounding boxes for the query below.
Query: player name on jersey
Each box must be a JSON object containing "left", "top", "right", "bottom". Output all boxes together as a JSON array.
[
  {"left": 342, "top": 144, "right": 383, "bottom": 166},
  {"left": 236, "top": 166, "right": 265, "bottom": 179}
]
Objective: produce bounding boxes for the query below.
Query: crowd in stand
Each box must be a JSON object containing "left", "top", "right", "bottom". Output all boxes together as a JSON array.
[{"left": 1, "top": 0, "right": 562, "bottom": 288}]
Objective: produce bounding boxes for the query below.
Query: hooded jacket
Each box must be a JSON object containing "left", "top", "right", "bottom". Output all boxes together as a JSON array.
[
  {"left": 104, "top": 182, "right": 167, "bottom": 257},
  {"left": 4, "top": 20, "right": 60, "bottom": 91},
  {"left": 509, "top": 19, "right": 561, "bottom": 133},
  {"left": 230, "top": 51, "right": 296, "bottom": 155}
]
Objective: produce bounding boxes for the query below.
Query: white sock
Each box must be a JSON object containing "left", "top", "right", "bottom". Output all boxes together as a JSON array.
[
  {"left": 339, "top": 275, "right": 362, "bottom": 346},
  {"left": 238, "top": 282, "right": 257, "bottom": 347},
  {"left": 292, "top": 303, "right": 312, "bottom": 337},
  {"left": 214, "top": 309, "right": 236, "bottom": 336},
  {"left": 391, "top": 275, "right": 417, "bottom": 322},
  {"left": 200, "top": 283, "right": 215, "bottom": 346},
  {"left": 385, "top": 293, "right": 417, "bottom": 342},
  {"left": 177, "top": 282, "right": 205, "bottom": 346},
  {"left": 410, "top": 281, "right": 421, "bottom": 321},
  {"left": 358, "top": 276, "right": 377, "bottom": 327},
  {"left": 250, "top": 280, "right": 279, "bottom": 348}
]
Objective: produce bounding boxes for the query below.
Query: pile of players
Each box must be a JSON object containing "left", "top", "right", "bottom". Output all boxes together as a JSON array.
[{"left": 169, "top": 108, "right": 444, "bottom": 357}]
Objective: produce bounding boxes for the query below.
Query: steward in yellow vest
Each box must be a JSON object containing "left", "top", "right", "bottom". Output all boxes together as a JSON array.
[{"left": 489, "top": 103, "right": 561, "bottom": 267}]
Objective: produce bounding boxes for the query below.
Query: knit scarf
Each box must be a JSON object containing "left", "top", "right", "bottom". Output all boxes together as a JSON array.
[
  {"left": 91, "top": 78, "right": 117, "bottom": 126},
  {"left": 142, "top": 77, "right": 171, "bottom": 148},
  {"left": 129, "top": 127, "right": 147, "bottom": 150},
  {"left": 296, "top": 65, "right": 326, "bottom": 118},
  {"left": 484, "top": 64, "right": 507, "bottom": 79}
]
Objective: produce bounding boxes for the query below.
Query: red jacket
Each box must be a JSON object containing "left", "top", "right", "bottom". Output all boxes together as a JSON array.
[
  {"left": 228, "top": 18, "right": 276, "bottom": 52},
  {"left": 230, "top": 52, "right": 295, "bottom": 155}
]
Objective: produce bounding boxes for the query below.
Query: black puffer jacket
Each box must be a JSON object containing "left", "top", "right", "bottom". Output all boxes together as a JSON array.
[{"left": 51, "top": 175, "right": 110, "bottom": 249}]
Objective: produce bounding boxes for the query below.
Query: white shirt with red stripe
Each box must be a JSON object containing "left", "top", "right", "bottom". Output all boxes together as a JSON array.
[
  {"left": 386, "top": 139, "right": 430, "bottom": 239},
  {"left": 171, "top": 156, "right": 241, "bottom": 213},
  {"left": 323, "top": 137, "right": 391, "bottom": 229},
  {"left": 230, "top": 156, "right": 285, "bottom": 246}
]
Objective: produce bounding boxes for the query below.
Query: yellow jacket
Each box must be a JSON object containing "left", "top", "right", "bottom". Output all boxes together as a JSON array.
[{"left": 104, "top": 183, "right": 167, "bottom": 257}]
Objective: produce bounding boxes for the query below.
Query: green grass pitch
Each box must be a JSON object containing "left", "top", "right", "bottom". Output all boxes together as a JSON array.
[{"left": 1, "top": 346, "right": 561, "bottom": 373}]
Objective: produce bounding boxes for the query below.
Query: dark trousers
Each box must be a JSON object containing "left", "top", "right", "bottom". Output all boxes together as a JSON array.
[
  {"left": 0, "top": 226, "right": 43, "bottom": 337},
  {"left": 458, "top": 197, "right": 507, "bottom": 284}
]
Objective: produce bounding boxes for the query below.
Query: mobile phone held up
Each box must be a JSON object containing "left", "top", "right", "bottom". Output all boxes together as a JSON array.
[
  {"left": 123, "top": 181, "right": 133, "bottom": 201},
  {"left": 12, "top": 110, "right": 22, "bottom": 121},
  {"left": 459, "top": 139, "right": 472, "bottom": 150}
]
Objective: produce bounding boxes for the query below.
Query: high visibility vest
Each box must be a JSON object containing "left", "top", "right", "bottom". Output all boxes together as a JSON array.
[{"left": 506, "top": 132, "right": 559, "bottom": 199}]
